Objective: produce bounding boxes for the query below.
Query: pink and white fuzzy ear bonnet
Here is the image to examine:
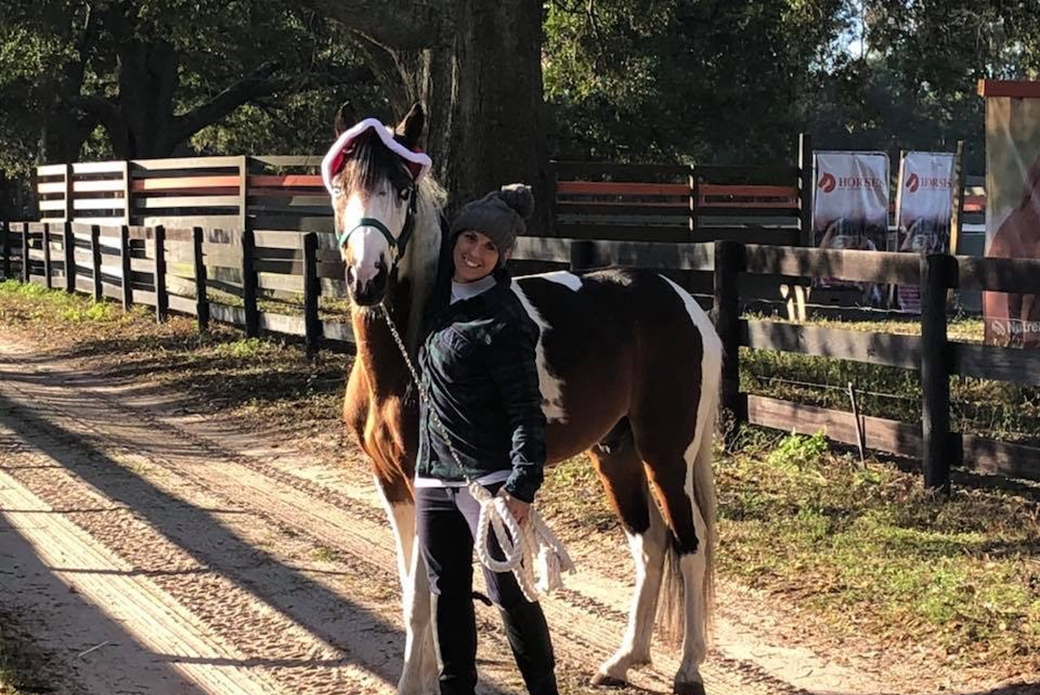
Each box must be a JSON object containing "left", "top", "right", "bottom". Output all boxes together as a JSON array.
[{"left": 320, "top": 118, "right": 433, "bottom": 195}]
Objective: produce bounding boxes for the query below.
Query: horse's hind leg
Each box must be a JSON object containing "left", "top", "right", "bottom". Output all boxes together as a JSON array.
[
  {"left": 587, "top": 419, "right": 669, "bottom": 687},
  {"left": 631, "top": 389, "right": 716, "bottom": 694}
]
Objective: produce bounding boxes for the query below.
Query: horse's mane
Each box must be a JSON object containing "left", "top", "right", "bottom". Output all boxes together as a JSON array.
[{"left": 417, "top": 180, "right": 453, "bottom": 337}]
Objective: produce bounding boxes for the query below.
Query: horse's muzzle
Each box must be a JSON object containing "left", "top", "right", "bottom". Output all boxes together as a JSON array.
[{"left": 347, "top": 264, "right": 389, "bottom": 306}]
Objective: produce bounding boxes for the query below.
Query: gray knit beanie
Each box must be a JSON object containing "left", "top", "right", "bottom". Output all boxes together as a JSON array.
[{"left": 450, "top": 183, "right": 534, "bottom": 253}]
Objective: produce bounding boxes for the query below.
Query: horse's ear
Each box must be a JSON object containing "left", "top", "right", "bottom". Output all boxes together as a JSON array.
[
  {"left": 395, "top": 103, "right": 425, "bottom": 149},
  {"left": 334, "top": 101, "right": 358, "bottom": 137}
]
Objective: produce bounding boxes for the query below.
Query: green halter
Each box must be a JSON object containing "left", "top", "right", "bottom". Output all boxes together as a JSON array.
[{"left": 337, "top": 193, "right": 418, "bottom": 267}]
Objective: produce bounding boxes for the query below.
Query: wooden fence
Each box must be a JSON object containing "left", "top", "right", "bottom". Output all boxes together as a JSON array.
[
  {"left": 36, "top": 156, "right": 328, "bottom": 232},
  {"left": 1, "top": 221, "right": 352, "bottom": 353},
  {"left": 35, "top": 149, "right": 822, "bottom": 247},
  {"left": 3, "top": 216, "right": 1033, "bottom": 488},
  {"left": 551, "top": 134, "right": 813, "bottom": 246}
]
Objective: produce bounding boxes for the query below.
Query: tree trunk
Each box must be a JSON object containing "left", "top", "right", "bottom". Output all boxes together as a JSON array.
[
  {"left": 421, "top": 1, "right": 550, "bottom": 231},
  {"left": 314, "top": 0, "right": 551, "bottom": 232},
  {"left": 114, "top": 38, "right": 180, "bottom": 158}
]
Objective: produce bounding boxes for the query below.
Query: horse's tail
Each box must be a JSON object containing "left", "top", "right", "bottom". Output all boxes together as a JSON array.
[
  {"left": 655, "top": 417, "right": 717, "bottom": 645},
  {"left": 656, "top": 529, "right": 684, "bottom": 643},
  {"left": 654, "top": 280, "right": 721, "bottom": 647}
]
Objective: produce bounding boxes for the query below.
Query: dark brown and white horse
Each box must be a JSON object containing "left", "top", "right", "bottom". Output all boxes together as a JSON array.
[{"left": 329, "top": 104, "right": 721, "bottom": 695}]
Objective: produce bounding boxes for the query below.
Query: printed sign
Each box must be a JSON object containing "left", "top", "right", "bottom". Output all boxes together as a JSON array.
[
  {"left": 982, "top": 90, "right": 1040, "bottom": 347},
  {"left": 812, "top": 152, "right": 890, "bottom": 306},
  {"left": 894, "top": 152, "right": 957, "bottom": 312}
]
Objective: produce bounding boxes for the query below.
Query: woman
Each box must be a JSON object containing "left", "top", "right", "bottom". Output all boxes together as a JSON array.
[{"left": 415, "top": 184, "right": 558, "bottom": 695}]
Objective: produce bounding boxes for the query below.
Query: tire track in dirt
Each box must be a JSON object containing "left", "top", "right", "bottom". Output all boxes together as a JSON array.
[
  {"left": 0, "top": 401, "right": 407, "bottom": 694},
  {"left": 0, "top": 345, "right": 836, "bottom": 695},
  {"left": 0, "top": 352, "right": 527, "bottom": 695},
  {"left": 0, "top": 468, "right": 284, "bottom": 695}
]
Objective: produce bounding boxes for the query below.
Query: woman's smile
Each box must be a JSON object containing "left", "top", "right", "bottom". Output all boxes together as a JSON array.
[{"left": 453, "top": 230, "right": 501, "bottom": 282}]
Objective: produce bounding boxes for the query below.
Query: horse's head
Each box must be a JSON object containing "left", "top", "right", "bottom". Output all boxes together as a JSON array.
[{"left": 322, "top": 103, "right": 432, "bottom": 306}]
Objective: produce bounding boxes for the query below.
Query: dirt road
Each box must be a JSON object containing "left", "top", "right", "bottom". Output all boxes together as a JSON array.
[{"left": 0, "top": 335, "right": 879, "bottom": 695}]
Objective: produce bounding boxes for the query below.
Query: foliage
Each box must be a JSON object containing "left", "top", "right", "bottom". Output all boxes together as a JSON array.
[
  {"left": 212, "top": 338, "right": 276, "bottom": 361},
  {"left": 544, "top": 0, "right": 1040, "bottom": 172},
  {"left": 0, "top": 0, "right": 380, "bottom": 172},
  {"left": 767, "top": 431, "right": 830, "bottom": 471},
  {"left": 2, "top": 0, "right": 1039, "bottom": 202},
  {"left": 544, "top": 0, "right": 849, "bottom": 164}
]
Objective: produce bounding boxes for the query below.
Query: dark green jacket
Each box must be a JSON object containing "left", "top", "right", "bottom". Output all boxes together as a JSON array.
[{"left": 416, "top": 273, "right": 547, "bottom": 502}]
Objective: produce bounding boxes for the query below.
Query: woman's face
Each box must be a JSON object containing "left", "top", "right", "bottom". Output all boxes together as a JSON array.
[{"left": 453, "top": 230, "right": 503, "bottom": 283}]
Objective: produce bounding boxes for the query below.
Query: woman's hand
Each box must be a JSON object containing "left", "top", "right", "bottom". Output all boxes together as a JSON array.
[{"left": 498, "top": 489, "right": 531, "bottom": 526}]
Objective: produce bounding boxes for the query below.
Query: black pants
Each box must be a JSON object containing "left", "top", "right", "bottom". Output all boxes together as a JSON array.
[{"left": 416, "top": 484, "right": 558, "bottom": 695}]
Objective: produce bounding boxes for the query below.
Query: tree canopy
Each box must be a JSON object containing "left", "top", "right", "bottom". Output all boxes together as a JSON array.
[
  {"left": 2, "top": 0, "right": 1040, "bottom": 216},
  {"left": 0, "top": 0, "right": 381, "bottom": 174}
]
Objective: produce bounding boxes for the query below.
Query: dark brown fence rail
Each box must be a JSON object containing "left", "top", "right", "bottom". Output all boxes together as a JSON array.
[{"left": 2, "top": 219, "right": 1035, "bottom": 488}]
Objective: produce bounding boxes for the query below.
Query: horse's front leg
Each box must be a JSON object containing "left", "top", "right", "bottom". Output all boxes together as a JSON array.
[{"left": 375, "top": 477, "right": 438, "bottom": 695}]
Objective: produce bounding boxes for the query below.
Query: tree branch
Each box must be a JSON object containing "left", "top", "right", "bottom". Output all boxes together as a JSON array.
[
  {"left": 67, "top": 94, "right": 126, "bottom": 139},
  {"left": 298, "top": 0, "right": 443, "bottom": 50},
  {"left": 171, "top": 62, "right": 375, "bottom": 144},
  {"left": 170, "top": 62, "right": 290, "bottom": 144}
]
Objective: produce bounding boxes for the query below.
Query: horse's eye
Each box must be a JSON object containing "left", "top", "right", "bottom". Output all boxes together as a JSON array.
[
  {"left": 332, "top": 186, "right": 343, "bottom": 199},
  {"left": 399, "top": 187, "right": 413, "bottom": 202}
]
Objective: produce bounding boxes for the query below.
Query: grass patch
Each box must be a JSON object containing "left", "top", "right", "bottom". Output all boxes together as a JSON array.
[
  {"left": 201, "top": 286, "right": 352, "bottom": 323},
  {"left": 0, "top": 609, "right": 53, "bottom": 695},
  {"left": 312, "top": 546, "right": 340, "bottom": 563},
  {"left": 741, "top": 315, "right": 1040, "bottom": 444},
  {"left": 539, "top": 455, "right": 618, "bottom": 535},
  {"left": 0, "top": 279, "right": 122, "bottom": 325},
  {"left": 0, "top": 282, "right": 351, "bottom": 427},
  {"left": 716, "top": 428, "right": 1040, "bottom": 674}
]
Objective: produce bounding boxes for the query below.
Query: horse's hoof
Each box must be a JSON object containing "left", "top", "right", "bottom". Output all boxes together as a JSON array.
[
  {"left": 673, "top": 680, "right": 707, "bottom": 695},
  {"left": 590, "top": 673, "right": 628, "bottom": 688}
]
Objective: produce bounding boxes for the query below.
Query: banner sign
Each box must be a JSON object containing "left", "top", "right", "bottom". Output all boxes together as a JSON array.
[
  {"left": 982, "top": 89, "right": 1040, "bottom": 347},
  {"left": 894, "top": 152, "right": 956, "bottom": 312},
  {"left": 813, "top": 151, "right": 890, "bottom": 306}
]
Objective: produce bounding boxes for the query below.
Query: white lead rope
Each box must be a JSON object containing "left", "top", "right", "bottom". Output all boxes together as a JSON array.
[{"left": 379, "top": 304, "right": 574, "bottom": 602}]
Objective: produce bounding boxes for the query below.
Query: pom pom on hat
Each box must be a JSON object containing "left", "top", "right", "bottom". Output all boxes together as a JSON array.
[{"left": 497, "top": 183, "right": 534, "bottom": 220}]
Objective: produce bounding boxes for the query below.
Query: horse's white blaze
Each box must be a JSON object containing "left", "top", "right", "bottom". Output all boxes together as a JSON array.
[
  {"left": 539, "top": 270, "right": 583, "bottom": 292},
  {"left": 510, "top": 281, "right": 568, "bottom": 423},
  {"left": 340, "top": 184, "right": 409, "bottom": 287}
]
